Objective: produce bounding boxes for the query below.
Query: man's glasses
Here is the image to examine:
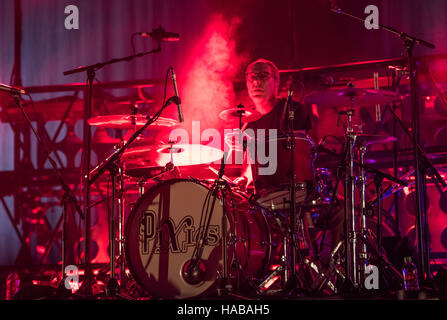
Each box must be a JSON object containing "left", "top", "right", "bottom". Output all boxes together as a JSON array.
[{"left": 245, "top": 72, "right": 273, "bottom": 82}]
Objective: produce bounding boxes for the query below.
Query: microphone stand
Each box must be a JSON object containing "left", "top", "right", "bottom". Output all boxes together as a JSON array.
[
  {"left": 63, "top": 44, "right": 162, "bottom": 295},
  {"left": 11, "top": 94, "right": 84, "bottom": 292},
  {"left": 331, "top": 5, "right": 441, "bottom": 286},
  {"left": 285, "top": 85, "right": 301, "bottom": 293}
]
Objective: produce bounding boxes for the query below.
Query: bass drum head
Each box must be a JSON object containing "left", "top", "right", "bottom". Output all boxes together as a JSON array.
[{"left": 125, "top": 179, "right": 225, "bottom": 299}]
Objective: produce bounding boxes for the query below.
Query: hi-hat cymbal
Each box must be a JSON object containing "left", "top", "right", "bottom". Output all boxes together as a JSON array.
[
  {"left": 122, "top": 143, "right": 224, "bottom": 167},
  {"left": 356, "top": 133, "right": 397, "bottom": 146},
  {"left": 219, "top": 107, "right": 262, "bottom": 123},
  {"left": 87, "top": 114, "right": 178, "bottom": 129},
  {"left": 304, "top": 88, "right": 400, "bottom": 108}
]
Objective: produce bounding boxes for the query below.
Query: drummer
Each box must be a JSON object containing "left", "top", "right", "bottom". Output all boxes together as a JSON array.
[
  {"left": 235, "top": 58, "right": 316, "bottom": 192},
  {"left": 235, "top": 58, "right": 343, "bottom": 267}
]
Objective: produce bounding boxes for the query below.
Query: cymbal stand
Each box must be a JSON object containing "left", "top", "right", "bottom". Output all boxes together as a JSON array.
[
  {"left": 83, "top": 97, "right": 178, "bottom": 298},
  {"left": 285, "top": 86, "right": 301, "bottom": 293},
  {"left": 358, "top": 143, "right": 369, "bottom": 284},
  {"left": 106, "top": 161, "right": 119, "bottom": 296},
  {"left": 63, "top": 42, "right": 163, "bottom": 295},
  {"left": 343, "top": 97, "right": 358, "bottom": 289},
  {"left": 117, "top": 162, "right": 127, "bottom": 287},
  {"left": 331, "top": 3, "right": 440, "bottom": 286}
]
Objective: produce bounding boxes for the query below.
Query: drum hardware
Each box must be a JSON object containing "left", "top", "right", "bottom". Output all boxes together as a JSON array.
[
  {"left": 316, "top": 138, "right": 348, "bottom": 272},
  {"left": 305, "top": 258, "right": 338, "bottom": 294},
  {"left": 310, "top": 239, "right": 344, "bottom": 294},
  {"left": 313, "top": 91, "right": 408, "bottom": 292},
  {"left": 117, "top": 163, "right": 127, "bottom": 288},
  {"left": 283, "top": 84, "right": 301, "bottom": 293},
  {"left": 358, "top": 143, "right": 369, "bottom": 284},
  {"left": 184, "top": 156, "right": 238, "bottom": 296},
  {"left": 83, "top": 90, "right": 182, "bottom": 297},
  {"left": 63, "top": 37, "right": 177, "bottom": 295},
  {"left": 330, "top": 4, "right": 440, "bottom": 286},
  {"left": 343, "top": 90, "right": 359, "bottom": 289},
  {"left": 256, "top": 86, "right": 313, "bottom": 295}
]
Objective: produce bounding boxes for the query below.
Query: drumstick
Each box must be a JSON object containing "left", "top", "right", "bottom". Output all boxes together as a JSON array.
[{"left": 207, "top": 166, "right": 235, "bottom": 185}]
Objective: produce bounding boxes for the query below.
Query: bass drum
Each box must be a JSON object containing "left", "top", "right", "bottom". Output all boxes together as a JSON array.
[{"left": 125, "top": 179, "right": 281, "bottom": 299}]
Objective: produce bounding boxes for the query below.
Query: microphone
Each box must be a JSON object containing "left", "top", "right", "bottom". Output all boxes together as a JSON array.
[
  {"left": 374, "top": 72, "right": 381, "bottom": 122},
  {"left": 287, "top": 82, "right": 294, "bottom": 120},
  {"left": 137, "top": 26, "right": 179, "bottom": 42},
  {"left": 0, "top": 83, "right": 26, "bottom": 95},
  {"left": 182, "top": 259, "right": 205, "bottom": 285},
  {"left": 217, "top": 153, "right": 227, "bottom": 181},
  {"left": 170, "top": 67, "right": 184, "bottom": 123}
]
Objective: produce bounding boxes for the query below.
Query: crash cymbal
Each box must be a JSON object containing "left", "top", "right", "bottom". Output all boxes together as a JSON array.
[
  {"left": 87, "top": 114, "right": 178, "bottom": 129},
  {"left": 219, "top": 107, "right": 262, "bottom": 123},
  {"left": 304, "top": 87, "right": 400, "bottom": 108},
  {"left": 122, "top": 143, "right": 224, "bottom": 167},
  {"left": 356, "top": 133, "right": 397, "bottom": 146}
]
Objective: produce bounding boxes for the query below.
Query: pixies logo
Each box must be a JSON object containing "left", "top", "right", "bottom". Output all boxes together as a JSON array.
[{"left": 140, "top": 211, "right": 220, "bottom": 254}]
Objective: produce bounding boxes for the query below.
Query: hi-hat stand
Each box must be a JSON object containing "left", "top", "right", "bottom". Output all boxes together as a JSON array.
[{"left": 318, "top": 134, "right": 408, "bottom": 292}]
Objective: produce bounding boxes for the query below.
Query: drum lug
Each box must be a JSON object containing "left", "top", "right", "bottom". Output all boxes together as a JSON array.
[{"left": 227, "top": 234, "right": 239, "bottom": 245}]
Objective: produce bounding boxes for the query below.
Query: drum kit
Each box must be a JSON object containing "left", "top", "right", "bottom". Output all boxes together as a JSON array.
[{"left": 75, "top": 84, "right": 411, "bottom": 299}]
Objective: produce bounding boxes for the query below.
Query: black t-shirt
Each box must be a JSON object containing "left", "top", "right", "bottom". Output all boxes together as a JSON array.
[
  {"left": 247, "top": 98, "right": 313, "bottom": 134},
  {"left": 245, "top": 98, "right": 315, "bottom": 192}
]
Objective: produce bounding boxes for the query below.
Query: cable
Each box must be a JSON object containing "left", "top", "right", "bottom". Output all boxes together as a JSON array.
[{"left": 189, "top": 183, "right": 215, "bottom": 266}]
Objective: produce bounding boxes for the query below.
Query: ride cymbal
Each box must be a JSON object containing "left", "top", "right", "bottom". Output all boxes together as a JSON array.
[
  {"left": 304, "top": 88, "right": 400, "bottom": 108},
  {"left": 87, "top": 114, "right": 178, "bottom": 129}
]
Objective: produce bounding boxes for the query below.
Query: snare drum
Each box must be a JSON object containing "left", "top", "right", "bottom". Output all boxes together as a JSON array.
[{"left": 124, "top": 179, "right": 282, "bottom": 299}]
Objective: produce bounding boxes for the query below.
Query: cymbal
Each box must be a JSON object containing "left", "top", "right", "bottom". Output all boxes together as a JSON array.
[
  {"left": 356, "top": 134, "right": 397, "bottom": 146},
  {"left": 304, "top": 88, "right": 400, "bottom": 108},
  {"left": 122, "top": 143, "right": 224, "bottom": 167},
  {"left": 87, "top": 114, "right": 178, "bottom": 129},
  {"left": 219, "top": 107, "right": 262, "bottom": 123}
]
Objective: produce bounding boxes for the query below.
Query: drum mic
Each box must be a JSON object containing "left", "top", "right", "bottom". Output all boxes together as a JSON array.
[
  {"left": 217, "top": 153, "right": 228, "bottom": 181},
  {"left": 137, "top": 26, "right": 179, "bottom": 42},
  {"left": 0, "top": 83, "right": 26, "bottom": 95},
  {"left": 170, "top": 67, "right": 184, "bottom": 123},
  {"left": 287, "top": 83, "right": 294, "bottom": 120},
  {"left": 182, "top": 259, "right": 206, "bottom": 285}
]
